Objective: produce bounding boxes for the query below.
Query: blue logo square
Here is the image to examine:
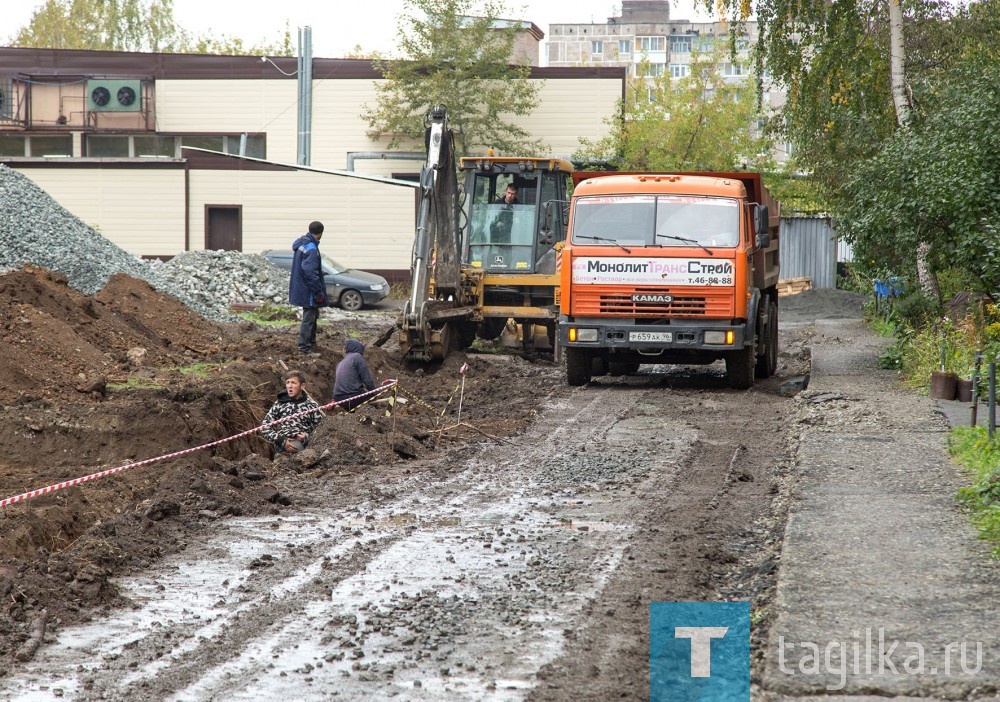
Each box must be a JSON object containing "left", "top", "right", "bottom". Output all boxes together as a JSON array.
[{"left": 650, "top": 601, "right": 750, "bottom": 702}]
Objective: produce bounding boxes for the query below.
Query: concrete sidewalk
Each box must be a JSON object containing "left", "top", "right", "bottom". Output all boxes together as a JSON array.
[{"left": 761, "top": 319, "right": 999, "bottom": 701}]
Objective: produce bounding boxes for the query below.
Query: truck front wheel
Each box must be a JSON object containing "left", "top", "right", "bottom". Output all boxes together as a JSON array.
[
  {"left": 566, "top": 348, "right": 593, "bottom": 386},
  {"left": 755, "top": 299, "right": 778, "bottom": 378},
  {"left": 726, "top": 343, "right": 755, "bottom": 389}
]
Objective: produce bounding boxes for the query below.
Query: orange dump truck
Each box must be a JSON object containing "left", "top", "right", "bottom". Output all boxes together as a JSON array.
[{"left": 557, "top": 172, "right": 780, "bottom": 389}]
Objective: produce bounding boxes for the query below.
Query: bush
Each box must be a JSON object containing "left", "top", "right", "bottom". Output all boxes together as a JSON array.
[{"left": 891, "top": 289, "right": 940, "bottom": 328}]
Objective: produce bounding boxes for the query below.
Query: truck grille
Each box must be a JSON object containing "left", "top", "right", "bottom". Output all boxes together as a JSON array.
[{"left": 575, "top": 287, "right": 735, "bottom": 318}]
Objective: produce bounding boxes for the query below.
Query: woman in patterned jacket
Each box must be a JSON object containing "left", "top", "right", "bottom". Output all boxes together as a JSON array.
[{"left": 260, "top": 370, "right": 324, "bottom": 453}]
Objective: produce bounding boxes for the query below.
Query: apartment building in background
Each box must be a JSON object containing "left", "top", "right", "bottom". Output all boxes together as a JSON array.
[{"left": 545, "top": 0, "right": 789, "bottom": 164}]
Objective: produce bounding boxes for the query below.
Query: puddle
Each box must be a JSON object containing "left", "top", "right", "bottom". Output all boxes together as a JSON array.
[{"left": 3, "top": 487, "right": 633, "bottom": 701}]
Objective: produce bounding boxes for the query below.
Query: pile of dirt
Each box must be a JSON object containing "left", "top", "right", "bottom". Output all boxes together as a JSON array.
[
  {"left": 0, "top": 266, "right": 554, "bottom": 668},
  {"left": 780, "top": 287, "right": 867, "bottom": 322}
]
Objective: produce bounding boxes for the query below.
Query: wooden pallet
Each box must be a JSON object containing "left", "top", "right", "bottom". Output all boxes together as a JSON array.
[{"left": 778, "top": 276, "right": 812, "bottom": 296}]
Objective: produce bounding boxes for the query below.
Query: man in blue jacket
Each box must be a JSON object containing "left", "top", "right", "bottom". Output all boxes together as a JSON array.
[{"left": 289, "top": 221, "right": 328, "bottom": 354}]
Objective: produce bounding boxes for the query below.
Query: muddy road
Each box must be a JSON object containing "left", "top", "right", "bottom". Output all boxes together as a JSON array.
[
  {"left": 1, "top": 360, "right": 804, "bottom": 701},
  {"left": 0, "top": 270, "right": 846, "bottom": 700}
]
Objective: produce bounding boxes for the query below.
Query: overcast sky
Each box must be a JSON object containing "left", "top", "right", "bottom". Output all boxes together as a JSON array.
[{"left": 5, "top": 0, "right": 713, "bottom": 61}]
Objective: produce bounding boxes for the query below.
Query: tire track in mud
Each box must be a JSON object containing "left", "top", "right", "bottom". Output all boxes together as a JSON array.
[
  {"left": 2, "top": 372, "right": 792, "bottom": 701},
  {"left": 530, "top": 380, "right": 794, "bottom": 702}
]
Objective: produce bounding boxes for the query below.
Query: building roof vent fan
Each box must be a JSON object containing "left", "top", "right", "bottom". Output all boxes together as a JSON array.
[{"left": 87, "top": 79, "right": 142, "bottom": 112}]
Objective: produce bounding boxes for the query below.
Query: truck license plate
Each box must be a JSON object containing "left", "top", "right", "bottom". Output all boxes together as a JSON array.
[{"left": 629, "top": 331, "right": 672, "bottom": 342}]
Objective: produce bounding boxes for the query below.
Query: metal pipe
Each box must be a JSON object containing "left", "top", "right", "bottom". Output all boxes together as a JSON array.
[
  {"left": 302, "top": 26, "right": 313, "bottom": 166},
  {"left": 297, "top": 28, "right": 305, "bottom": 165}
]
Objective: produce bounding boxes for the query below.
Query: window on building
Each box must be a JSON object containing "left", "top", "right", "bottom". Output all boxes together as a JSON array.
[
  {"left": 670, "top": 36, "right": 692, "bottom": 53},
  {"left": 619, "top": 40, "right": 632, "bottom": 54},
  {"left": 694, "top": 37, "right": 717, "bottom": 52},
  {"left": 669, "top": 64, "right": 689, "bottom": 79},
  {"left": 736, "top": 36, "right": 750, "bottom": 52},
  {"left": 28, "top": 135, "right": 72, "bottom": 157},
  {"left": 636, "top": 36, "right": 666, "bottom": 52},
  {"left": 86, "top": 135, "right": 179, "bottom": 157},
  {"left": 182, "top": 135, "right": 225, "bottom": 152},
  {"left": 134, "top": 135, "right": 178, "bottom": 157},
  {"left": 225, "top": 135, "right": 265, "bottom": 158},
  {"left": 0, "top": 134, "right": 26, "bottom": 156},
  {"left": 182, "top": 134, "right": 264, "bottom": 158},
  {"left": 0, "top": 77, "right": 13, "bottom": 119},
  {"left": 87, "top": 135, "right": 130, "bottom": 157},
  {"left": 591, "top": 40, "right": 603, "bottom": 55},
  {"left": 722, "top": 63, "right": 747, "bottom": 78},
  {"left": 641, "top": 63, "right": 666, "bottom": 77}
]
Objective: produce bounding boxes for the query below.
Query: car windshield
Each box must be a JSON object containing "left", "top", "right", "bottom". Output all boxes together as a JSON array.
[
  {"left": 571, "top": 194, "right": 740, "bottom": 247},
  {"left": 321, "top": 254, "right": 347, "bottom": 275}
]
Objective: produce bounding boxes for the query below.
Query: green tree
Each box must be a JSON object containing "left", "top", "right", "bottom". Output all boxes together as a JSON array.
[
  {"left": 13, "top": 0, "right": 183, "bottom": 52},
  {"left": 576, "top": 44, "right": 773, "bottom": 172},
  {"left": 704, "top": 0, "right": 984, "bottom": 296},
  {"left": 839, "top": 60, "right": 1000, "bottom": 296},
  {"left": 362, "top": 0, "right": 543, "bottom": 156},
  {"left": 12, "top": 0, "right": 293, "bottom": 56}
]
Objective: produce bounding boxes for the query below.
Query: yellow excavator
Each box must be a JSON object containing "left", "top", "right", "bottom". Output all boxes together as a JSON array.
[{"left": 400, "top": 106, "right": 574, "bottom": 361}]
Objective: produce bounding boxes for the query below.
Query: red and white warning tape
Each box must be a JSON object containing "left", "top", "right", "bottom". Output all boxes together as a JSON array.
[{"left": 0, "top": 381, "right": 397, "bottom": 510}]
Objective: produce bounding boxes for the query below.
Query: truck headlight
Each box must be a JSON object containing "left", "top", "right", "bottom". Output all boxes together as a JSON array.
[
  {"left": 704, "top": 331, "right": 734, "bottom": 345},
  {"left": 570, "top": 328, "right": 599, "bottom": 342}
]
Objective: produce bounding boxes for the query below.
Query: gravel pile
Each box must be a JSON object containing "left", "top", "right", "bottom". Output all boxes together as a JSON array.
[
  {"left": 0, "top": 165, "right": 291, "bottom": 322},
  {"left": 151, "top": 251, "right": 290, "bottom": 321}
]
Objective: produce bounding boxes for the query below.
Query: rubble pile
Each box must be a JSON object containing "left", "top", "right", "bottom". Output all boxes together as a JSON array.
[
  {"left": 0, "top": 164, "right": 154, "bottom": 294},
  {"left": 151, "top": 250, "right": 290, "bottom": 321},
  {"left": 0, "top": 165, "right": 292, "bottom": 322}
]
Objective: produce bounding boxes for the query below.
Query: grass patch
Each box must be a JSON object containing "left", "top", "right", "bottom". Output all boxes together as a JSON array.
[
  {"left": 170, "top": 362, "right": 218, "bottom": 378},
  {"left": 387, "top": 281, "right": 411, "bottom": 300},
  {"left": 239, "top": 301, "right": 299, "bottom": 325},
  {"left": 470, "top": 338, "right": 505, "bottom": 353},
  {"left": 107, "top": 377, "right": 165, "bottom": 391},
  {"left": 948, "top": 427, "right": 1000, "bottom": 556}
]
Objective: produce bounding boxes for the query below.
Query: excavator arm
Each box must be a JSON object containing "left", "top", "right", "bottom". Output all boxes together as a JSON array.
[{"left": 400, "top": 106, "right": 464, "bottom": 361}]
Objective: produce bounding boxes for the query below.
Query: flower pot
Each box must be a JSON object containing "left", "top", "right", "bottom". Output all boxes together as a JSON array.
[
  {"left": 930, "top": 371, "right": 958, "bottom": 400},
  {"left": 956, "top": 378, "right": 974, "bottom": 403}
]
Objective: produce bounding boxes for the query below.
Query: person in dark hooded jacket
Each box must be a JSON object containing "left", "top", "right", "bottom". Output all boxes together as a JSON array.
[
  {"left": 333, "top": 339, "right": 377, "bottom": 411},
  {"left": 289, "top": 221, "right": 328, "bottom": 354}
]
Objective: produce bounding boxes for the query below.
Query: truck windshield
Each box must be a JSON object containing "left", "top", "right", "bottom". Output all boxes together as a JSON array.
[{"left": 571, "top": 194, "right": 739, "bottom": 248}]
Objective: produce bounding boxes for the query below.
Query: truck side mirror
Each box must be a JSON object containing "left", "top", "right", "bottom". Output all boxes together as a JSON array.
[{"left": 754, "top": 204, "right": 770, "bottom": 249}]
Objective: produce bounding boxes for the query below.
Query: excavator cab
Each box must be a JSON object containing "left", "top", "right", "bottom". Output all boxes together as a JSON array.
[
  {"left": 459, "top": 158, "right": 573, "bottom": 275},
  {"left": 400, "top": 109, "right": 575, "bottom": 362}
]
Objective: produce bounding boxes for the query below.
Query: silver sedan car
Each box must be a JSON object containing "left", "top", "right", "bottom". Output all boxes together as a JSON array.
[{"left": 261, "top": 250, "right": 390, "bottom": 311}]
